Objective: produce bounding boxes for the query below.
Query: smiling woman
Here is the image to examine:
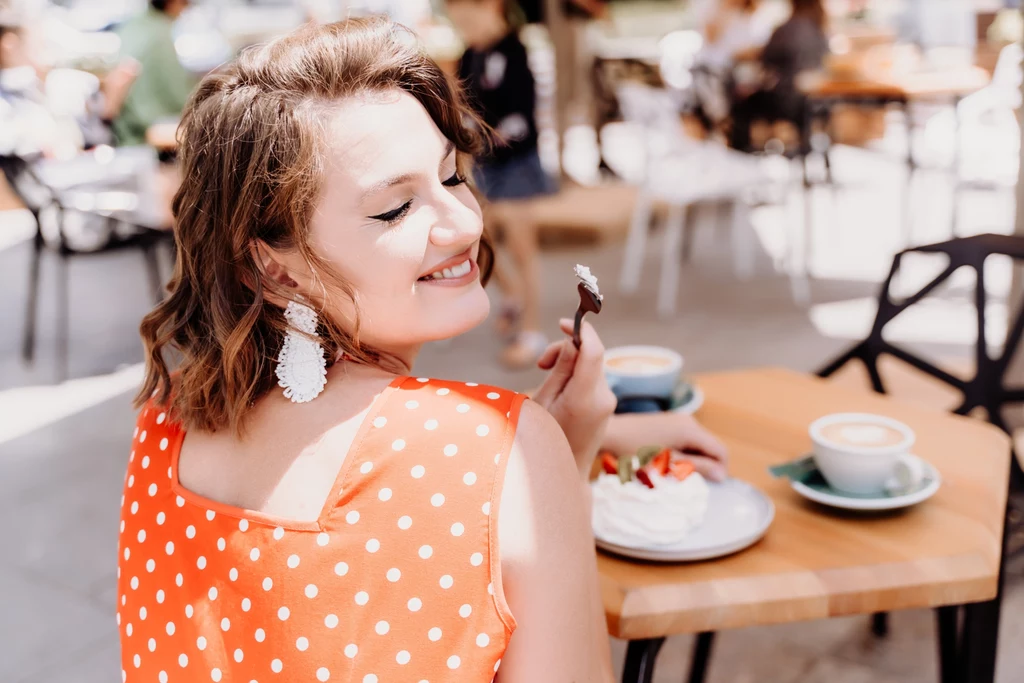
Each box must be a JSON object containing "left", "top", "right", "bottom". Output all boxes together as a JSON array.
[{"left": 117, "top": 16, "right": 618, "bottom": 683}]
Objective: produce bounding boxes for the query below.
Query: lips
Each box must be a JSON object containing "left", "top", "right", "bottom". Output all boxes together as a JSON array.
[{"left": 417, "top": 248, "right": 475, "bottom": 282}]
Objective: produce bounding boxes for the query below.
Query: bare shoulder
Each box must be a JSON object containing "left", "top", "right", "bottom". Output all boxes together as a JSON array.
[
  {"left": 512, "top": 399, "right": 572, "bottom": 462},
  {"left": 501, "top": 400, "right": 583, "bottom": 560}
]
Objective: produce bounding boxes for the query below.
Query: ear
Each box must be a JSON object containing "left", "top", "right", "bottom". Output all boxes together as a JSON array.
[{"left": 251, "top": 240, "right": 300, "bottom": 289}]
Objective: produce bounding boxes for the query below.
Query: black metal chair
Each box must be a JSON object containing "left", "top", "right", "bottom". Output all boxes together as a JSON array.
[
  {"left": 817, "top": 233, "right": 1024, "bottom": 683},
  {"left": 2, "top": 154, "right": 173, "bottom": 381}
]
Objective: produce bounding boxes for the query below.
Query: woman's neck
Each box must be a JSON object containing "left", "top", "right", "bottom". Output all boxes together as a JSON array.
[{"left": 338, "top": 345, "right": 420, "bottom": 377}]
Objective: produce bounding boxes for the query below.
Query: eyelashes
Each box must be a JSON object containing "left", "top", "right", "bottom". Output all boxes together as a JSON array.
[
  {"left": 441, "top": 172, "right": 467, "bottom": 188},
  {"left": 369, "top": 201, "right": 412, "bottom": 225},
  {"left": 369, "top": 172, "right": 468, "bottom": 226}
]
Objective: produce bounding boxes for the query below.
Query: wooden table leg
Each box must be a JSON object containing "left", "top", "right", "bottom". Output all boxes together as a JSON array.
[{"left": 621, "top": 638, "right": 664, "bottom": 683}]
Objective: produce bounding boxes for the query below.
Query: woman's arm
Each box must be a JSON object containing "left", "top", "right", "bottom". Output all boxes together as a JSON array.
[{"left": 496, "top": 399, "right": 615, "bottom": 683}]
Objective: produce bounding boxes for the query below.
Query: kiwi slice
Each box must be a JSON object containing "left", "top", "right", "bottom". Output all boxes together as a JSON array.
[
  {"left": 617, "top": 453, "right": 634, "bottom": 484},
  {"left": 636, "top": 445, "right": 662, "bottom": 469}
]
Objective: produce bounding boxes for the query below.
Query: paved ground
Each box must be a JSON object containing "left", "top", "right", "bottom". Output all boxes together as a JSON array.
[{"left": 2, "top": 133, "right": 1022, "bottom": 681}]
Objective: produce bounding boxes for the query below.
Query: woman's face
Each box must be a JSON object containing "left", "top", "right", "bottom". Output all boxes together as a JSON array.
[{"left": 276, "top": 90, "right": 489, "bottom": 362}]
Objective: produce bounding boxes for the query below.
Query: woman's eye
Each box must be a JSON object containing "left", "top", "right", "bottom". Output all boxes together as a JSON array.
[
  {"left": 442, "top": 172, "right": 467, "bottom": 187},
  {"left": 370, "top": 200, "right": 412, "bottom": 225}
]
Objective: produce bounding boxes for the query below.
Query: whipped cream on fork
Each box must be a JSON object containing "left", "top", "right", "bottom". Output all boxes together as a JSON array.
[{"left": 574, "top": 264, "right": 602, "bottom": 299}]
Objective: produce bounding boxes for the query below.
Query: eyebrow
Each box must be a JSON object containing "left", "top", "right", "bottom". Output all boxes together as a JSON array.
[{"left": 360, "top": 141, "right": 456, "bottom": 203}]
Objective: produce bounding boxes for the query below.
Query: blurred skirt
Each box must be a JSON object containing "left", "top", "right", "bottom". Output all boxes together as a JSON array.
[{"left": 473, "top": 148, "right": 557, "bottom": 202}]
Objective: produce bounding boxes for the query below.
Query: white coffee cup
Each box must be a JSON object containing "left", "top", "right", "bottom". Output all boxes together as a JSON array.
[
  {"left": 603, "top": 346, "right": 683, "bottom": 400},
  {"left": 808, "top": 413, "right": 917, "bottom": 495}
]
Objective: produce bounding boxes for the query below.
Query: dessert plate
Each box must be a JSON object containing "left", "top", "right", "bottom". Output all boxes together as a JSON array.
[{"left": 594, "top": 478, "right": 774, "bottom": 562}]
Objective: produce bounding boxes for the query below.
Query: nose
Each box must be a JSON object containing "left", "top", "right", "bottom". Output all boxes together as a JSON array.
[{"left": 428, "top": 191, "right": 483, "bottom": 249}]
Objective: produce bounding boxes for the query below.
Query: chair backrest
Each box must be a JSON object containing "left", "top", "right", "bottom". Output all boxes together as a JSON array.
[
  {"left": 990, "top": 42, "right": 1023, "bottom": 101},
  {"left": 0, "top": 154, "right": 55, "bottom": 218},
  {"left": 614, "top": 81, "right": 682, "bottom": 131}
]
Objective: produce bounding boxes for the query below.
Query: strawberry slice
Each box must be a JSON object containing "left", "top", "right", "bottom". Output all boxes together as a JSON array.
[
  {"left": 669, "top": 459, "right": 696, "bottom": 481},
  {"left": 635, "top": 468, "right": 655, "bottom": 489},
  {"left": 601, "top": 452, "right": 619, "bottom": 475},
  {"left": 651, "top": 448, "right": 671, "bottom": 476}
]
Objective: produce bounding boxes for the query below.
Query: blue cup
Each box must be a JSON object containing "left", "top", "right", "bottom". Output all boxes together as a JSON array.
[{"left": 603, "top": 346, "right": 684, "bottom": 402}]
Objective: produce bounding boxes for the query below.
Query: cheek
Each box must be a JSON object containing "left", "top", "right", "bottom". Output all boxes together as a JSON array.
[{"left": 313, "top": 228, "right": 424, "bottom": 295}]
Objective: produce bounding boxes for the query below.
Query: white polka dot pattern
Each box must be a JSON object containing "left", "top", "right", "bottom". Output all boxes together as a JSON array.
[{"left": 117, "top": 377, "right": 522, "bottom": 682}]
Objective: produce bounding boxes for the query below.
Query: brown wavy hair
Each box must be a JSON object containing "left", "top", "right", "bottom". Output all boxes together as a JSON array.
[{"left": 136, "top": 17, "right": 493, "bottom": 434}]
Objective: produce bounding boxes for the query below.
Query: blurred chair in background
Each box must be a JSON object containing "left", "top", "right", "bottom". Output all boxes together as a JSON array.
[
  {"left": 612, "top": 82, "right": 804, "bottom": 317},
  {"left": 2, "top": 2, "right": 173, "bottom": 380}
]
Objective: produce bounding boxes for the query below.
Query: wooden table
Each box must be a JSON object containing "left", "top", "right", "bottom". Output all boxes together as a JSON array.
[
  {"left": 797, "top": 65, "right": 991, "bottom": 250},
  {"left": 802, "top": 66, "right": 991, "bottom": 102},
  {"left": 799, "top": 65, "right": 990, "bottom": 173},
  {"left": 604, "top": 367, "right": 1011, "bottom": 683}
]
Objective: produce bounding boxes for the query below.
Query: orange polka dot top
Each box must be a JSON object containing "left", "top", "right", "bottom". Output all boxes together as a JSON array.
[{"left": 117, "top": 377, "right": 526, "bottom": 683}]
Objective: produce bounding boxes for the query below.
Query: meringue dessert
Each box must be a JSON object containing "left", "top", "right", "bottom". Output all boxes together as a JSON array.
[{"left": 591, "top": 448, "right": 710, "bottom": 548}]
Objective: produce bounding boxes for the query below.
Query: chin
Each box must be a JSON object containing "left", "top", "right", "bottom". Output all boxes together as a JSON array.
[{"left": 423, "top": 286, "right": 491, "bottom": 342}]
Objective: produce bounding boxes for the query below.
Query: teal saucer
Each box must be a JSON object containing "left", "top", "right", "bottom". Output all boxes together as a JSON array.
[{"left": 770, "top": 455, "right": 941, "bottom": 511}]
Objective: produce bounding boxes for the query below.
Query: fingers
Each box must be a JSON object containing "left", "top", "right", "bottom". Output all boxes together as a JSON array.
[
  {"left": 564, "top": 319, "right": 607, "bottom": 388},
  {"left": 672, "top": 451, "right": 727, "bottom": 482},
  {"left": 681, "top": 424, "right": 729, "bottom": 467},
  {"left": 536, "top": 342, "right": 562, "bottom": 370},
  {"left": 532, "top": 339, "right": 578, "bottom": 408}
]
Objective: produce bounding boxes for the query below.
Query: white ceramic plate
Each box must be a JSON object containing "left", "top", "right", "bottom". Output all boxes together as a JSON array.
[
  {"left": 594, "top": 478, "right": 774, "bottom": 562},
  {"left": 790, "top": 454, "right": 941, "bottom": 511},
  {"left": 671, "top": 386, "right": 705, "bottom": 415}
]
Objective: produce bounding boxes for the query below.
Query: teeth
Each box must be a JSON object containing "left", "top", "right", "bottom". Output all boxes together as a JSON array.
[{"left": 425, "top": 259, "right": 472, "bottom": 281}]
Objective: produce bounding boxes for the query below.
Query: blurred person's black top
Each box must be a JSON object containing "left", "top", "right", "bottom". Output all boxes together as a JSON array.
[
  {"left": 458, "top": 30, "right": 539, "bottom": 165},
  {"left": 516, "top": 0, "right": 597, "bottom": 21},
  {"left": 760, "top": 14, "right": 829, "bottom": 98}
]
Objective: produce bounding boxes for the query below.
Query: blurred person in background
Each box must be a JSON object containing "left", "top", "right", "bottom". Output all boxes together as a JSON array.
[
  {"left": 447, "top": 0, "right": 555, "bottom": 368},
  {"left": 728, "top": 0, "right": 829, "bottom": 151},
  {"left": 694, "top": 0, "right": 771, "bottom": 72},
  {"left": 112, "top": 0, "right": 194, "bottom": 146},
  {"left": 0, "top": 1, "right": 137, "bottom": 158},
  {"left": 690, "top": 0, "right": 772, "bottom": 131}
]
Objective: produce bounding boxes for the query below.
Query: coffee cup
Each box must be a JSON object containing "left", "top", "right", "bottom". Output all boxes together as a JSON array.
[
  {"left": 603, "top": 346, "right": 683, "bottom": 401},
  {"left": 808, "top": 413, "right": 916, "bottom": 495}
]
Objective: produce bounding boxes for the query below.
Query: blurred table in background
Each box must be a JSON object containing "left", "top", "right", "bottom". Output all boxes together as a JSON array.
[
  {"left": 801, "top": 65, "right": 991, "bottom": 103},
  {"left": 800, "top": 64, "right": 991, "bottom": 170}
]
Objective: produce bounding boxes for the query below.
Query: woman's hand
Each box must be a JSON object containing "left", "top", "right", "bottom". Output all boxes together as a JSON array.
[
  {"left": 602, "top": 412, "right": 729, "bottom": 482},
  {"left": 531, "top": 319, "right": 617, "bottom": 480}
]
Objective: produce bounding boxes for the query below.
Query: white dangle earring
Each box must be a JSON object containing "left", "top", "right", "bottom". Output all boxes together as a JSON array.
[{"left": 275, "top": 299, "right": 327, "bottom": 403}]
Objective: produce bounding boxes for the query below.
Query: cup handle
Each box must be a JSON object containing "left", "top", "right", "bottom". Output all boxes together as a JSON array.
[{"left": 888, "top": 453, "right": 925, "bottom": 493}]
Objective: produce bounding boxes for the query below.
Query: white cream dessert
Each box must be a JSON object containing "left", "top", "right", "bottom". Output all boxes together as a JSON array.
[
  {"left": 574, "top": 264, "right": 602, "bottom": 299},
  {"left": 592, "top": 470, "right": 710, "bottom": 548}
]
